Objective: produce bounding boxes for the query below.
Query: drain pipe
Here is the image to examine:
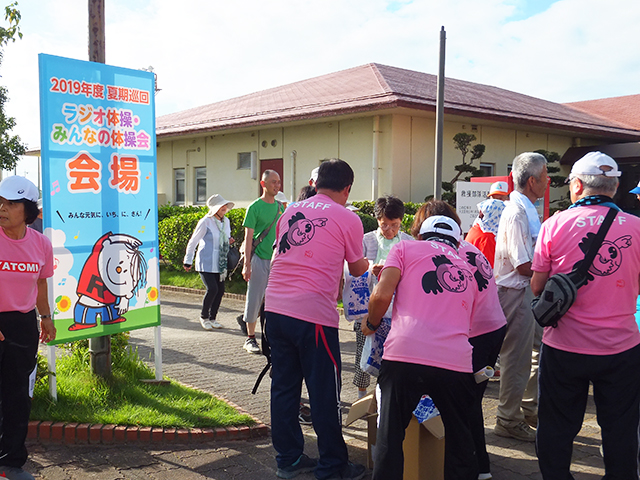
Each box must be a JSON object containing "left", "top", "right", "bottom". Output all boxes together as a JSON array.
[
  {"left": 290, "top": 150, "right": 297, "bottom": 200},
  {"left": 372, "top": 116, "right": 380, "bottom": 200}
]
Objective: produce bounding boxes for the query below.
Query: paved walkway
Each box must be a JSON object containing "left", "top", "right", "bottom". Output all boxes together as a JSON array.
[{"left": 26, "top": 289, "right": 606, "bottom": 479}]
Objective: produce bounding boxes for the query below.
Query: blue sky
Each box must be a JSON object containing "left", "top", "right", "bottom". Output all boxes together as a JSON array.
[
  {"left": 2, "top": 0, "right": 639, "bottom": 181},
  {"left": 506, "top": 0, "right": 559, "bottom": 19}
]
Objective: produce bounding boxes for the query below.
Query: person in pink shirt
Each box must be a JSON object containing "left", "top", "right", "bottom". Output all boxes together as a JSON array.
[
  {"left": 413, "top": 200, "right": 506, "bottom": 480},
  {"left": 364, "top": 215, "right": 480, "bottom": 480},
  {"left": 532, "top": 152, "right": 640, "bottom": 479},
  {"left": 265, "top": 159, "right": 368, "bottom": 480},
  {"left": 0, "top": 176, "right": 57, "bottom": 480}
]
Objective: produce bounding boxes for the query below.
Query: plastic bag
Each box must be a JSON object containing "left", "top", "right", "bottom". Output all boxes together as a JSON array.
[
  {"left": 343, "top": 266, "right": 370, "bottom": 322},
  {"left": 359, "top": 317, "right": 392, "bottom": 377}
]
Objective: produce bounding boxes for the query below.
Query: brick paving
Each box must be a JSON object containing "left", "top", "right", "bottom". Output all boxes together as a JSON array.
[{"left": 24, "top": 288, "right": 606, "bottom": 479}]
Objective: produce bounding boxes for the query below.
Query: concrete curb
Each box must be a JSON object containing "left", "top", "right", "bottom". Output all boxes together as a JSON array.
[{"left": 27, "top": 420, "right": 269, "bottom": 444}]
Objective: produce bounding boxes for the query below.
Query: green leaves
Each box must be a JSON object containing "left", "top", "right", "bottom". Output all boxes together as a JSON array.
[
  {"left": 0, "top": 2, "right": 22, "bottom": 46},
  {"left": 0, "top": 2, "right": 26, "bottom": 171}
]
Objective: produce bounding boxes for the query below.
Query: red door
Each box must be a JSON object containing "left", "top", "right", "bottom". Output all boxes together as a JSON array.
[{"left": 260, "top": 159, "right": 283, "bottom": 195}]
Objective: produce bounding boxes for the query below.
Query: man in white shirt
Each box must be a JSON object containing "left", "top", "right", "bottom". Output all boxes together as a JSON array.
[{"left": 493, "top": 152, "right": 548, "bottom": 442}]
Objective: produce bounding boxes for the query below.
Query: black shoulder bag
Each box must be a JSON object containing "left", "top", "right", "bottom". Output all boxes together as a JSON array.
[{"left": 531, "top": 207, "right": 618, "bottom": 328}]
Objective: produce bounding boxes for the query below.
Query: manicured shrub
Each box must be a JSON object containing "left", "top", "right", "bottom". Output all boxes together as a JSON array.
[{"left": 158, "top": 208, "right": 247, "bottom": 270}]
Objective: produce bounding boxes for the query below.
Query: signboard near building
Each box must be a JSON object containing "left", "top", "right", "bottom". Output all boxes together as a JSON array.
[
  {"left": 458, "top": 176, "right": 548, "bottom": 235},
  {"left": 39, "top": 54, "right": 160, "bottom": 345},
  {"left": 456, "top": 181, "right": 492, "bottom": 234}
]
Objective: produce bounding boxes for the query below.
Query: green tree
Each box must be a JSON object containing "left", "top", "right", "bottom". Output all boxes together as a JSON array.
[
  {"left": 535, "top": 149, "right": 570, "bottom": 212},
  {"left": 0, "top": 2, "right": 26, "bottom": 171},
  {"left": 439, "top": 133, "right": 486, "bottom": 205}
]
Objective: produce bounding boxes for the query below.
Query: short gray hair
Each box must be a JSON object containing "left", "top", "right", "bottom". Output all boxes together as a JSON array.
[
  {"left": 262, "top": 169, "right": 278, "bottom": 182},
  {"left": 512, "top": 152, "right": 547, "bottom": 191},
  {"left": 573, "top": 174, "right": 618, "bottom": 197}
]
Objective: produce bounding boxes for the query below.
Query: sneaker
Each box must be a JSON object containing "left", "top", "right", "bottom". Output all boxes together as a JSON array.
[
  {"left": 243, "top": 337, "right": 261, "bottom": 354},
  {"left": 298, "top": 404, "right": 312, "bottom": 425},
  {"left": 276, "top": 453, "right": 317, "bottom": 479},
  {"left": 236, "top": 314, "right": 248, "bottom": 335},
  {"left": 324, "top": 462, "right": 366, "bottom": 480},
  {"left": 199, "top": 318, "right": 213, "bottom": 331},
  {"left": 478, "top": 473, "right": 493, "bottom": 480},
  {"left": 524, "top": 414, "right": 538, "bottom": 428},
  {"left": 494, "top": 420, "right": 536, "bottom": 442},
  {"left": 0, "top": 466, "right": 35, "bottom": 479},
  {"left": 210, "top": 320, "right": 223, "bottom": 329}
]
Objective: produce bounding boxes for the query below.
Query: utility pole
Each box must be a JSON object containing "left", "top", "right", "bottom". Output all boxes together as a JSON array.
[
  {"left": 434, "top": 26, "right": 446, "bottom": 200},
  {"left": 88, "top": 0, "right": 111, "bottom": 377}
]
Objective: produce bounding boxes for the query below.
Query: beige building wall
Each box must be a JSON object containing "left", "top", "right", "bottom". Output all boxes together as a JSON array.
[
  {"left": 281, "top": 122, "right": 339, "bottom": 200},
  {"left": 339, "top": 117, "right": 375, "bottom": 201},
  {"left": 157, "top": 112, "right": 580, "bottom": 207},
  {"left": 410, "top": 117, "right": 436, "bottom": 203}
]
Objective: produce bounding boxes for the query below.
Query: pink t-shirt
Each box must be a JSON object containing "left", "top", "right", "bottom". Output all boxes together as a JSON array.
[
  {"left": 532, "top": 205, "right": 640, "bottom": 355},
  {"left": 381, "top": 240, "right": 479, "bottom": 373},
  {"left": 0, "top": 227, "right": 54, "bottom": 313},
  {"left": 265, "top": 194, "right": 364, "bottom": 328},
  {"left": 458, "top": 240, "right": 507, "bottom": 337}
]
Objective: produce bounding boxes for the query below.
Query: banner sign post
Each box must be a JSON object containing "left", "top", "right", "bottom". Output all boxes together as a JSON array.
[{"left": 39, "top": 54, "right": 160, "bottom": 345}]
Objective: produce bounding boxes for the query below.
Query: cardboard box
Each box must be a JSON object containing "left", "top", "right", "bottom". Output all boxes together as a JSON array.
[
  {"left": 345, "top": 393, "right": 378, "bottom": 468},
  {"left": 402, "top": 415, "right": 445, "bottom": 480},
  {"left": 345, "top": 392, "right": 445, "bottom": 478}
]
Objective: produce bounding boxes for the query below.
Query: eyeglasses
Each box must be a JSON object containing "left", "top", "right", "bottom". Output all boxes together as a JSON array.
[{"left": 379, "top": 222, "right": 401, "bottom": 231}]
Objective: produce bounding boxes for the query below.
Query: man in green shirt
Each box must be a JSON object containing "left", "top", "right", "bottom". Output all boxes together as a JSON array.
[{"left": 239, "top": 170, "right": 283, "bottom": 353}]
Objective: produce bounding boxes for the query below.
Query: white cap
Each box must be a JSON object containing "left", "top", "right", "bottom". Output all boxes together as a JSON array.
[
  {"left": 310, "top": 167, "right": 319, "bottom": 183},
  {"left": 569, "top": 152, "right": 621, "bottom": 178},
  {"left": 0, "top": 175, "right": 39, "bottom": 202},
  {"left": 345, "top": 203, "right": 359, "bottom": 212},
  {"left": 206, "top": 194, "right": 234, "bottom": 217},
  {"left": 419, "top": 215, "right": 461, "bottom": 242},
  {"left": 488, "top": 181, "right": 509, "bottom": 197},
  {"left": 275, "top": 191, "right": 289, "bottom": 203}
]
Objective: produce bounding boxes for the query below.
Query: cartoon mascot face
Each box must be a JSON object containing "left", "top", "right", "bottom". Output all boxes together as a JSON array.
[
  {"left": 590, "top": 236, "right": 632, "bottom": 276},
  {"left": 575, "top": 232, "right": 632, "bottom": 280},
  {"left": 422, "top": 255, "right": 473, "bottom": 295},
  {"left": 278, "top": 212, "right": 328, "bottom": 253},
  {"left": 98, "top": 236, "right": 143, "bottom": 297},
  {"left": 473, "top": 253, "right": 492, "bottom": 280},
  {"left": 288, "top": 216, "right": 327, "bottom": 246},
  {"left": 436, "top": 262, "right": 472, "bottom": 292}
]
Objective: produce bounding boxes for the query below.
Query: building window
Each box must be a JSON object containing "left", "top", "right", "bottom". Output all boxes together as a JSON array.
[
  {"left": 507, "top": 164, "right": 513, "bottom": 174},
  {"left": 238, "top": 152, "right": 252, "bottom": 170},
  {"left": 174, "top": 168, "right": 185, "bottom": 205},
  {"left": 479, "top": 163, "right": 495, "bottom": 177},
  {"left": 195, "top": 167, "right": 207, "bottom": 204}
]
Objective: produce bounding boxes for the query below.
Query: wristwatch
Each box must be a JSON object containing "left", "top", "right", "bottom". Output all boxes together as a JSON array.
[
  {"left": 39, "top": 314, "right": 52, "bottom": 319},
  {"left": 366, "top": 319, "right": 380, "bottom": 331}
]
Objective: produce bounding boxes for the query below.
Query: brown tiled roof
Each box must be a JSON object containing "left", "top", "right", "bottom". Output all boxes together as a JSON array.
[
  {"left": 564, "top": 94, "right": 640, "bottom": 130},
  {"left": 157, "top": 64, "right": 640, "bottom": 141}
]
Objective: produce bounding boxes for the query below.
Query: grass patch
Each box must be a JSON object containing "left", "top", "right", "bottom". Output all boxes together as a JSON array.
[
  {"left": 160, "top": 265, "right": 247, "bottom": 295},
  {"left": 31, "top": 342, "right": 254, "bottom": 428}
]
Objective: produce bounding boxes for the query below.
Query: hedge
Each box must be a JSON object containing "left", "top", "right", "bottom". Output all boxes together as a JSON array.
[
  {"left": 158, "top": 202, "right": 420, "bottom": 270},
  {"left": 158, "top": 207, "right": 247, "bottom": 270}
]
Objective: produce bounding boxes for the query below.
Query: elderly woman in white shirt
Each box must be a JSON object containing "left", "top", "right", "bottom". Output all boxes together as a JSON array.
[
  {"left": 353, "top": 195, "right": 413, "bottom": 397},
  {"left": 184, "top": 195, "right": 234, "bottom": 330}
]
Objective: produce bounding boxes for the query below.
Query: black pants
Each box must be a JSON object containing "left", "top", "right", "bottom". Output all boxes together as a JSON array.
[
  {"left": 0, "top": 310, "right": 39, "bottom": 468},
  {"left": 373, "top": 360, "right": 478, "bottom": 480},
  {"left": 469, "top": 326, "right": 506, "bottom": 474},
  {"left": 199, "top": 272, "right": 225, "bottom": 320},
  {"left": 537, "top": 342, "right": 640, "bottom": 480}
]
